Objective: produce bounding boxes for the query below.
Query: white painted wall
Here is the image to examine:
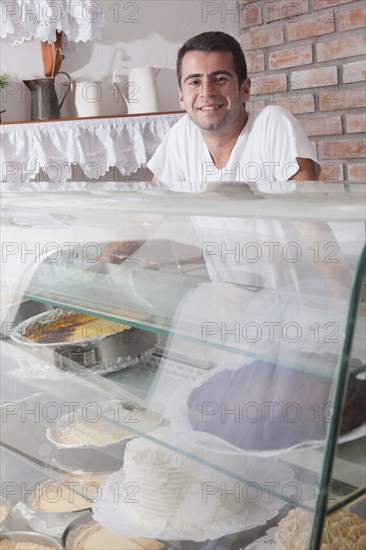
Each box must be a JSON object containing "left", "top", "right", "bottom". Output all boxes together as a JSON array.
[{"left": 0, "top": 0, "right": 240, "bottom": 122}]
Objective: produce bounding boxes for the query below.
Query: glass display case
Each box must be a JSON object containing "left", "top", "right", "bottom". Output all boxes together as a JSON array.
[{"left": 1, "top": 181, "right": 365, "bottom": 549}]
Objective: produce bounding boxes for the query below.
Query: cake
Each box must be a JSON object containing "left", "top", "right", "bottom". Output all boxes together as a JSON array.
[
  {"left": 53, "top": 418, "right": 130, "bottom": 447},
  {"left": 51, "top": 407, "right": 162, "bottom": 448},
  {"left": 93, "top": 425, "right": 296, "bottom": 540},
  {"left": 66, "top": 520, "right": 165, "bottom": 550},
  {"left": 276, "top": 507, "right": 366, "bottom": 549},
  {"left": 187, "top": 360, "right": 366, "bottom": 451},
  {"left": 29, "top": 480, "right": 90, "bottom": 513},
  {"left": 23, "top": 311, "right": 131, "bottom": 344},
  {"left": 0, "top": 542, "right": 56, "bottom": 550},
  {"left": 121, "top": 430, "right": 250, "bottom": 536}
]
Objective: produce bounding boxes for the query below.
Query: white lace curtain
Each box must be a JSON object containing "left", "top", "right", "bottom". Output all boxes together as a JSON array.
[
  {"left": 0, "top": 0, "right": 106, "bottom": 44},
  {"left": 0, "top": 113, "right": 183, "bottom": 183}
]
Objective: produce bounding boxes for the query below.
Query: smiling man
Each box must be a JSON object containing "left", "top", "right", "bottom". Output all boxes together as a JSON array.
[{"left": 147, "top": 32, "right": 320, "bottom": 188}]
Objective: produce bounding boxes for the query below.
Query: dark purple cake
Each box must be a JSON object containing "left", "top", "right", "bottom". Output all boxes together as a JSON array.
[{"left": 187, "top": 360, "right": 365, "bottom": 451}]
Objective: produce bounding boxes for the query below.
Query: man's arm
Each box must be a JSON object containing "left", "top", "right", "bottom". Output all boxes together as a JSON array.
[
  {"left": 289, "top": 157, "right": 319, "bottom": 181},
  {"left": 151, "top": 175, "right": 159, "bottom": 183},
  {"left": 288, "top": 159, "right": 351, "bottom": 296}
]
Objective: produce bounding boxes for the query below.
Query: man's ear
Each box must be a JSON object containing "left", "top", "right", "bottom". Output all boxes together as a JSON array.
[
  {"left": 241, "top": 77, "right": 251, "bottom": 102},
  {"left": 178, "top": 87, "right": 186, "bottom": 110}
]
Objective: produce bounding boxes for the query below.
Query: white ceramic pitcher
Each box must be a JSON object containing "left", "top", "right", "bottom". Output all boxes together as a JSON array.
[
  {"left": 113, "top": 66, "right": 161, "bottom": 114},
  {"left": 73, "top": 81, "right": 103, "bottom": 117}
]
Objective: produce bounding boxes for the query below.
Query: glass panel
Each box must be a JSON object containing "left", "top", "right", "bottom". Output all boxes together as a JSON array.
[{"left": 1, "top": 183, "right": 365, "bottom": 548}]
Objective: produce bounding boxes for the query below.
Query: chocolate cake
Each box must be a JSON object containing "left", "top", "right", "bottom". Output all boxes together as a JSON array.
[{"left": 187, "top": 360, "right": 365, "bottom": 451}]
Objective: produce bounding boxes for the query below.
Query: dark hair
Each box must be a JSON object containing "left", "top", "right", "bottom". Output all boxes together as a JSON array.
[{"left": 177, "top": 31, "right": 247, "bottom": 88}]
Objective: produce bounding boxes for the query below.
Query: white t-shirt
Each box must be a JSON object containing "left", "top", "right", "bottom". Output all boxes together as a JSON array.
[{"left": 147, "top": 105, "right": 320, "bottom": 189}]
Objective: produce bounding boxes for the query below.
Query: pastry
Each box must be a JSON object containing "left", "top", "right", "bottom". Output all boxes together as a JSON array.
[
  {"left": 66, "top": 520, "right": 165, "bottom": 550},
  {"left": 0, "top": 541, "right": 55, "bottom": 550},
  {"left": 277, "top": 507, "right": 366, "bottom": 549},
  {"left": 29, "top": 480, "right": 90, "bottom": 513}
]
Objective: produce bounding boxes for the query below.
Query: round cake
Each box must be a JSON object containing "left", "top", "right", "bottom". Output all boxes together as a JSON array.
[
  {"left": 187, "top": 360, "right": 366, "bottom": 452},
  {"left": 276, "top": 507, "right": 366, "bottom": 549},
  {"left": 23, "top": 311, "right": 130, "bottom": 345},
  {"left": 51, "top": 418, "right": 130, "bottom": 447},
  {"left": 122, "top": 430, "right": 250, "bottom": 536},
  {"left": 93, "top": 426, "right": 297, "bottom": 541},
  {"left": 49, "top": 406, "right": 162, "bottom": 448}
]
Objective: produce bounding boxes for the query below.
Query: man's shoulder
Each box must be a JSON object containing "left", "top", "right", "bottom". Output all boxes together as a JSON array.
[{"left": 252, "top": 104, "right": 296, "bottom": 123}]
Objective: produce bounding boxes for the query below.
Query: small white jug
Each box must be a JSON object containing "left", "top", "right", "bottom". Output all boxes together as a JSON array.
[
  {"left": 113, "top": 66, "right": 161, "bottom": 114},
  {"left": 73, "top": 81, "right": 103, "bottom": 117}
]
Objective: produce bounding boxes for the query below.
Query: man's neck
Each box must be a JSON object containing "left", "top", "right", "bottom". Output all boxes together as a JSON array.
[{"left": 201, "top": 110, "right": 248, "bottom": 168}]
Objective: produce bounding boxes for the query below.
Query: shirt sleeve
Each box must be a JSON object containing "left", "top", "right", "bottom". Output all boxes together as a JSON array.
[
  {"left": 263, "top": 106, "right": 321, "bottom": 180},
  {"left": 147, "top": 118, "right": 186, "bottom": 185}
]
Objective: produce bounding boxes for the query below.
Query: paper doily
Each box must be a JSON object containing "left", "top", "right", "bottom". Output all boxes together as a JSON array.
[{"left": 245, "top": 527, "right": 279, "bottom": 549}]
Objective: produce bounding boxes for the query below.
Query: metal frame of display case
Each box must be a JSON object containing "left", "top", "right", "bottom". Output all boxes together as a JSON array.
[{"left": 310, "top": 244, "right": 366, "bottom": 549}]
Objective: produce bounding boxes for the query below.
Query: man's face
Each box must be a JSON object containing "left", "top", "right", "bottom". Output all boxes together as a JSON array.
[{"left": 178, "top": 50, "right": 251, "bottom": 133}]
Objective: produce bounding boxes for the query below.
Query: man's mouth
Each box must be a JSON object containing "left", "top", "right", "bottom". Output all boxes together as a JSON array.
[{"left": 199, "top": 104, "right": 223, "bottom": 111}]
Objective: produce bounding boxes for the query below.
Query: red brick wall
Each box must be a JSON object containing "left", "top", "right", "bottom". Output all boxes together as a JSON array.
[{"left": 239, "top": 0, "right": 366, "bottom": 182}]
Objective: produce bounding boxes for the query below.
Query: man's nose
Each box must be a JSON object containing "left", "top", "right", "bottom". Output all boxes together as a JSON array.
[{"left": 200, "top": 81, "right": 220, "bottom": 102}]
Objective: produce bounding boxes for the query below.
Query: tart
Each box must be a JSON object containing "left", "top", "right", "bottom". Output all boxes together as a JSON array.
[{"left": 66, "top": 519, "right": 165, "bottom": 550}]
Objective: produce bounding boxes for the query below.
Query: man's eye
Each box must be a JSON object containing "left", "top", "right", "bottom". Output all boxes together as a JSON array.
[
  {"left": 189, "top": 80, "right": 200, "bottom": 86},
  {"left": 215, "top": 76, "right": 228, "bottom": 84}
]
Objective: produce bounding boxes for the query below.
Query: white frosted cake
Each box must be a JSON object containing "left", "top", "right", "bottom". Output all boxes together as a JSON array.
[
  {"left": 122, "top": 429, "right": 249, "bottom": 535},
  {"left": 93, "top": 427, "right": 295, "bottom": 540}
]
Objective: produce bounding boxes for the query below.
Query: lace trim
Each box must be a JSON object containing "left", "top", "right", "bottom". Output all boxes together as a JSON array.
[
  {"left": 0, "top": 0, "right": 106, "bottom": 44},
  {"left": 0, "top": 113, "right": 183, "bottom": 183}
]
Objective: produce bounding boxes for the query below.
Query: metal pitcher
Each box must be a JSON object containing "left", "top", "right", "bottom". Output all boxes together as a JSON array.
[
  {"left": 23, "top": 47, "right": 71, "bottom": 120},
  {"left": 23, "top": 72, "right": 72, "bottom": 120}
]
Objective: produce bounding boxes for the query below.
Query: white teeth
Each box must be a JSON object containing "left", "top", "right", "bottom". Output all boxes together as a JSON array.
[{"left": 201, "top": 105, "right": 220, "bottom": 111}]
